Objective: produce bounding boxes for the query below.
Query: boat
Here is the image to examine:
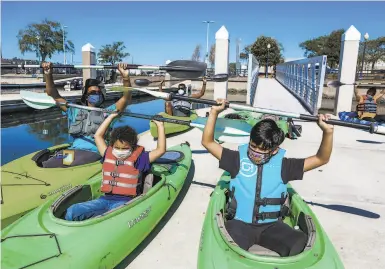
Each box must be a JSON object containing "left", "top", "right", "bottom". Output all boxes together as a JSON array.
[
  {"left": 197, "top": 172, "right": 344, "bottom": 269},
  {"left": 215, "top": 111, "right": 302, "bottom": 143},
  {"left": 149, "top": 111, "right": 198, "bottom": 138},
  {"left": 339, "top": 111, "right": 385, "bottom": 127},
  {"left": 1, "top": 142, "right": 192, "bottom": 269},
  {"left": 1, "top": 144, "right": 102, "bottom": 228}
]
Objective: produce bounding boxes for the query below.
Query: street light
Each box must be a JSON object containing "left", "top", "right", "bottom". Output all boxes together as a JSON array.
[
  {"left": 266, "top": 43, "right": 271, "bottom": 78},
  {"left": 360, "top": 32, "right": 369, "bottom": 79},
  {"left": 62, "top": 25, "right": 68, "bottom": 64},
  {"left": 36, "top": 36, "right": 40, "bottom": 63},
  {"left": 202, "top": 20, "right": 215, "bottom": 66}
]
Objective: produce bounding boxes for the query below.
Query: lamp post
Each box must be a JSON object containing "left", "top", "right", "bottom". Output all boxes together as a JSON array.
[
  {"left": 360, "top": 32, "right": 369, "bottom": 79},
  {"left": 202, "top": 20, "right": 215, "bottom": 66},
  {"left": 36, "top": 36, "right": 41, "bottom": 63},
  {"left": 266, "top": 43, "right": 271, "bottom": 78}
]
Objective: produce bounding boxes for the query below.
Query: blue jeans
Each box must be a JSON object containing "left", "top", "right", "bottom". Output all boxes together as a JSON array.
[{"left": 65, "top": 196, "right": 130, "bottom": 221}]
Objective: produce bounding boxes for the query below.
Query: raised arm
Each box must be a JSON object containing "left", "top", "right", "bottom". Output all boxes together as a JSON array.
[
  {"left": 201, "top": 99, "right": 226, "bottom": 160},
  {"left": 94, "top": 113, "right": 120, "bottom": 156},
  {"left": 374, "top": 89, "right": 385, "bottom": 102},
  {"left": 354, "top": 86, "right": 361, "bottom": 102},
  {"left": 159, "top": 79, "right": 165, "bottom": 92},
  {"left": 149, "top": 121, "right": 166, "bottom": 163},
  {"left": 114, "top": 63, "right": 132, "bottom": 112},
  {"left": 190, "top": 77, "right": 207, "bottom": 99},
  {"left": 42, "top": 62, "right": 68, "bottom": 112},
  {"left": 303, "top": 114, "right": 334, "bottom": 172}
]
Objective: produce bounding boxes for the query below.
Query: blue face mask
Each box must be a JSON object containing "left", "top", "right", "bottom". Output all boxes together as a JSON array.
[{"left": 88, "top": 94, "right": 103, "bottom": 106}]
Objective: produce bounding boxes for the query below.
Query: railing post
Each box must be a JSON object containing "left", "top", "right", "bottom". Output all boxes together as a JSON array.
[
  {"left": 214, "top": 26, "right": 229, "bottom": 101},
  {"left": 82, "top": 43, "right": 96, "bottom": 86},
  {"left": 334, "top": 25, "right": 361, "bottom": 114}
]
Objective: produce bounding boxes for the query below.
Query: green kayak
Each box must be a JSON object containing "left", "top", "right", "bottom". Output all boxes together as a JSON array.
[
  {"left": 1, "top": 143, "right": 192, "bottom": 269},
  {"left": 1, "top": 144, "right": 102, "bottom": 229},
  {"left": 150, "top": 111, "right": 198, "bottom": 138},
  {"left": 198, "top": 173, "right": 344, "bottom": 269}
]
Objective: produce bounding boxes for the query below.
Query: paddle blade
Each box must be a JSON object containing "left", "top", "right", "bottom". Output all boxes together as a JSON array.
[
  {"left": 165, "top": 60, "right": 207, "bottom": 79},
  {"left": 135, "top": 79, "right": 151, "bottom": 87},
  {"left": 327, "top": 80, "right": 344, "bottom": 88},
  {"left": 20, "top": 90, "right": 56, "bottom": 110},
  {"left": 372, "top": 125, "right": 385, "bottom": 135},
  {"left": 191, "top": 117, "right": 252, "bottom": 136},
  {"left": 211, "top": 73, "right": 229, "bottom": 82}
]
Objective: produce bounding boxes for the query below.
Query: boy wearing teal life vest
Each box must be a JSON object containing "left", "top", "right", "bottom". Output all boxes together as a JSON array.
[{"left": 202, "top": 99, "right": 334, "bottom": 257}]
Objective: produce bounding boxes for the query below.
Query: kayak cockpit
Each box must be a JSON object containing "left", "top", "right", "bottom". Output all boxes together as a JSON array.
[
  {"left": 50, "top": 150, "right": 186, "bottom": 221},
  {"left": 217, "top": 185, "right": 317, "bottom": 258}
]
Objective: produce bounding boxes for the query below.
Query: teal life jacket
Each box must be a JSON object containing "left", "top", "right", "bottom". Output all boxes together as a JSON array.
[
  {"left": 68, "top": 109, "right": 105, "bottom": 141},
  {"left": 228, "top": 144, "right": 287, "bottom": 224}
]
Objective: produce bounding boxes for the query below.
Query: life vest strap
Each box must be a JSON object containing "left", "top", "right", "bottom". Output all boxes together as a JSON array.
[
  {"left": 255, "top": 211, "right": 282, "bottom": 221},
  {"left": 103, "top": 171, "right": 139, "bottom": 179},
  {"left": 102, "top": 180, "right": 138, "bottom": 188},
  {"left": 104, "top": 158, "right": 134, "bottom": 167},
  {"left": 255, "top": 196, "right": 286, "bottom": 206}
]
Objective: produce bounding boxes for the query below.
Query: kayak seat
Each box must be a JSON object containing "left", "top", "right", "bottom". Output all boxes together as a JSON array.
[
  {"left": 51, "top": 185, "right": 92, "bottom": 219},
  {"left": 248, "top": 244, "right": 280, "bottom": 257},
  {"left": 32, "top": 148, "right": 55, "bottom": 167},
  {"left": 297, "top": 212, "right": 316, "bottom": 251}
]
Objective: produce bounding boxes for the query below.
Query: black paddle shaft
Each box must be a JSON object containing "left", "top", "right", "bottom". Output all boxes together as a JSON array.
[{"left": 169, "top": 94, "right": 378, "bottom": 133}]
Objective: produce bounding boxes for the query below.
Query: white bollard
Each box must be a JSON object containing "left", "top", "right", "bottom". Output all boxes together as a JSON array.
[
  {"left": 334, "top": 26, "right": 361, "bottom": 114},
  {"left": 82, "top": 43, "right": 97, "bottom": 86},
  {"left": 214, "top": 26, "right": 229, "bottom": 101}
]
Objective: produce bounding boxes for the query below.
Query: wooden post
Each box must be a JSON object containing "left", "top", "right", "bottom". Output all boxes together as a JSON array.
[
  {"left": 82, "top": 43, "right": 96, "bottom": 86},
  {"left": 334, "top": 26, "right": 361, "bottom": 114},
  {"left": 214, "top": 26, "right": 229, "bottom": 100}
]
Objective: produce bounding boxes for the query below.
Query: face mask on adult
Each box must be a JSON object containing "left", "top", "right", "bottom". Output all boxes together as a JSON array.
[
  {"left": 112, "top": 148, "right": 132, "bottom": 159},
  {"left": 88, "top": 93, "right": 104, "bottom": 107},
  {"left": 178, "top": 89, "right": 185, "bottom": 95},
  {"left": 247, "top": 145, "right": 274, "bottom": 165}
]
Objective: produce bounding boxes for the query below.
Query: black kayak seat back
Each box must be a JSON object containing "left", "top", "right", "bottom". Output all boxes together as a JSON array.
[
  {"left": 154, "top": 151, "right": 184, "bottom": 164},
  {"left": 32, "top": 149, "right": 51, "bottom": 167}
]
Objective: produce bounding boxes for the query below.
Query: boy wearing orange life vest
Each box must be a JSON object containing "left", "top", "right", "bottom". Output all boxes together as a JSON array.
[
  {"left": 355, "top": 86, "right": 385, "bottom": 123},
  {"left": 65, "top": 113, "right": 166, "bottom": 221}
]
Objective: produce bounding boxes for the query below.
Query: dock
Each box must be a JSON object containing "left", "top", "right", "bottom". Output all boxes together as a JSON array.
[{"left": 117, "top": 78, "right": 385, "bottom": 269}]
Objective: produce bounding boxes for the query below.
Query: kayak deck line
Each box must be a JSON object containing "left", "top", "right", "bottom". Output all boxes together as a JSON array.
[{"left": 1, "top": 233, "right": 62, "bottom": 268}]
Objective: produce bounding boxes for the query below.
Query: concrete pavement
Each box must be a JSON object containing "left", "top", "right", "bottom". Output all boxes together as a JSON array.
[{"left": 119, "top": 102, "right": 385, "bottom": 269}]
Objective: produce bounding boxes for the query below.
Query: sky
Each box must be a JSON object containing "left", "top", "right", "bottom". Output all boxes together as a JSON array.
[{"left": 1, "top": 1, "right": 385, "bottom": 65}]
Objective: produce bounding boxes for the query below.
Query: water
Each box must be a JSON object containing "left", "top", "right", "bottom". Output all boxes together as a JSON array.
[{"left": 1, "top": 99, "right": 165, "bottom": 165}]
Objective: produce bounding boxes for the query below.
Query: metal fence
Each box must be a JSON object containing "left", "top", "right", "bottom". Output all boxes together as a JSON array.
[{"left": 276, "top": 56, "right": 327, "bottom": 115}]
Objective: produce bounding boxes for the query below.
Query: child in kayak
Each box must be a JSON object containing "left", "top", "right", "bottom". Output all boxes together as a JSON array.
[
  {"left": 354, "top": 86, "right": 385, "bottom": 123},
  {"left": 201, "top": 99, "right": 334, "bottom": 257},
  {"left": 159, "top": 77, "right": 207, "bottom": 117},
  {"left": 65, "top": 113, "right": 166, "bottom": 221}
]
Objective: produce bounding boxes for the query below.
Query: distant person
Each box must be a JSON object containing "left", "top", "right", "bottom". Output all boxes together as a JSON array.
[
  {"left": 159, "top": 77, "right": 207, "bottom": 117},
  {"left": 354, "top": 86, "right": 385, "bottom": 123},
  {"left": 42, "top": 61, "right": 133, "bottom": 168}
]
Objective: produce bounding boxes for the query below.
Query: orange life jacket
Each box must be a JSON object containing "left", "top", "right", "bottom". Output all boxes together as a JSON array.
[{"left": 101, "top": 146, "right": 144, "bottom": 196}]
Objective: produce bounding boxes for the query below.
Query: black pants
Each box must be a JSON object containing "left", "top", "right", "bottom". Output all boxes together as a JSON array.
[
  {"left": 42, "top": 150, "right": 101, "bottom": 168},
  {"left": 225, "top": 219, "right": 307, "bottom": 257},
  {"left": 362, "top": 115, "right": 385, "bottom": 123}
]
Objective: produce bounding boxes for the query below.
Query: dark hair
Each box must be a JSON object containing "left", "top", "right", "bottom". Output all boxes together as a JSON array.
[
  {"left": 178, "top": 83, "right": 186, "bottom": 89},
  {"left": 250, "top": 119, "right": 285, "bottom": 150},
  {"left": 367, "top": 87, "right": 377, "bottom": 96},
  {"left": 109, "top": 126, "right": 138, "bottom": 148},
  {"left": 224, "top": 113, "right": 245, "bottom": 120}
]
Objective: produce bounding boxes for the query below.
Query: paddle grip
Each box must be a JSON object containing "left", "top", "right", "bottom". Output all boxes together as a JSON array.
[
  {"left": 300, "top": 114, "right": 371, "bottom": 131},
  {"left": 151, "top": 115, "right": 190, "bottom": 126}
]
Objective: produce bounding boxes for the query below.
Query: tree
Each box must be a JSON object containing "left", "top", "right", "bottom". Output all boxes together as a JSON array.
[
  {"left": 17, "top": 19, "right": 74, "bottom": 62},
  {"left": 239, "top": 45, "right": 251, "bottom": 61},
  {"left": 191, "top": 44, "right": 201, "bottom": 61},
  {"left": 97, "top": 41, "right": 129, "bottom": 65},
  {"left": 299, "top": 29, "right": 345, "bottom": 68},
  {"left": 358, "top": 37, "right": 385, "bottom": 70},
  {"left": 229, "top": 62, "right": 236, "bottom": 75},
  {"left": 249, "top": 36, "right": 284, "bottom": 67},
  {"left": 209, "top": 44, "right": 215, "bottom": 67}
]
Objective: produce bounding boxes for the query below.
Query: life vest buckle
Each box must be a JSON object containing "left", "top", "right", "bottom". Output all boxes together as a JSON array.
[
  {"left": 110, "top": 172, "right": 119, "bottom": 178},
  {"left": 116, "top": 160, "right": 125, "bottom": 166}
]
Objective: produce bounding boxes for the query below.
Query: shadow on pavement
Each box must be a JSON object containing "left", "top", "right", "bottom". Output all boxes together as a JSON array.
[
  {"left": 305, "top": 200, "right": 380, "bottom": 219},
  {"left": 116, "top": 161, "right": 196, "bottom": 268}
]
